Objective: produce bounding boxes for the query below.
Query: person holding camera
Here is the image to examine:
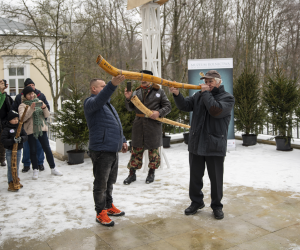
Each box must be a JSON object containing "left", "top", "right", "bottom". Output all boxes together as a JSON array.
[
  {"left": 123, "top": 70, "right": 171, "bottom": 185},
  {"left": 0, "top": 79, "right": 14, "bottom": 167},
  {"left": 18, "top": 86, "right": 62, "bottom": 180},
  {"left": 12, "top": 78, "right": 50, "bottom": 173}
]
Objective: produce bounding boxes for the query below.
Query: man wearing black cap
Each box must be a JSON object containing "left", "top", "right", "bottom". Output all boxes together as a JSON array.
[
  {"left": 12, "top": 78, "right": 50, "bottom": 173},
  {"left": 124, "top": 70, "right": 172, "bottom": 184},
  {"left": 0, "top": 79, "right": 14, "bottom": 166},
  {"left": 169, "top": 70, "right": 234, "bottom": 220}
]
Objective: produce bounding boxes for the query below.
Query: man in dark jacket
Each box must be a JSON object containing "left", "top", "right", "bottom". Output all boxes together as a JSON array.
[
  {"left": 0, "top": 79, "right": 14, "bottom": 166},
  {"left": 12, "top": 78, "right": 50, "bottom": 172},
  {"left": 84, "top": 75, "right": 127, "bottom": 227},
  {"left": 123, "top": 70, "right": 172, "bottom": 185},
  {"left": 170, "top": 70, "right": 234, "bottom": 220}
]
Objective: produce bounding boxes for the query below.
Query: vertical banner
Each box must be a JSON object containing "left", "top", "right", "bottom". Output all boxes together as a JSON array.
[{"left": 188, "top": 58, "right": 235, "bottom": 150}]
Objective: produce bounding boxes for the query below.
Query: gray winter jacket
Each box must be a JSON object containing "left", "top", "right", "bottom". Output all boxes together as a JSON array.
[
  {"left": 125, "top": 83, "right": 171, "bottom": 150},
  {"left": 174, "top": 85, "right": 234, "bottom": 156}
]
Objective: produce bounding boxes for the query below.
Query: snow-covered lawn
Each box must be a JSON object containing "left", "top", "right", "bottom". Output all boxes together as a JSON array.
[{"left": 0, "top": 138, "right": 299, "bottom": 244}]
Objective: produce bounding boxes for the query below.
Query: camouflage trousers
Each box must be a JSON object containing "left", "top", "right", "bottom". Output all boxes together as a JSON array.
[{"left": 127, "top": 147, "right": 160, "bottom": 170}]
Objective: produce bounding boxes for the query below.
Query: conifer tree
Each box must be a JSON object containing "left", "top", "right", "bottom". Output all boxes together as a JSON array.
[
  {"left": 163, "top": 91, "right": 181, "bottom": 136},
  {"left": 263, "top": 68, "right": 299, "bottom": 137},
  {"left": 52, "top": 84, "right": 89, "bottom": 152},
  {"left": 234, "top": 68, "right": 265, "bottom": 135},
  {"left": 110, "top": 81, "right": 138, "bottom": 140}
]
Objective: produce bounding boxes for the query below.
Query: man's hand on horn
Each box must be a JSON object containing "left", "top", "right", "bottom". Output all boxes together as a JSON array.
[
  {"left": 169, "top": 87, "right": 179, "bottom": 96},
  {"left": 111, "top": 75, "right": 125, "bottom": 86},
  {"left": 149, "top": 110, "right": 160, "bottom": 120}
]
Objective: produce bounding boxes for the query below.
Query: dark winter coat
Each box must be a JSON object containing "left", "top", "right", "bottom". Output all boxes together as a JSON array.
[
  {"left": 0, "top": 121, "right": 28, "bottom": 150},
  {"left": 11, "top": 88, "right": 50, "bottom": 112},
  {"left": 0, "top": 92, "right": 13, "bottom": 132},
  {"left": 125, "top": 83, "right": 172, "bottom": 150},
  {"left": 84, "top": 81, "right": 126, "bottom": 152},
  {"left": 174, "top": 85, "right": 234, "bottom": 156}
]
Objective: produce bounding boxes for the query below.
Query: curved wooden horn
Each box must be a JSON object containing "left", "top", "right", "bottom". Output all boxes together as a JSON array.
[
  {"left": 130, "top": 96, "right": 190, "bottom": 129},
  {"left": 96, "top": 55, "right": 201, "bottom": 90},
  {"left": 11, "top": 105, "right": 29, "bottom": 190}
]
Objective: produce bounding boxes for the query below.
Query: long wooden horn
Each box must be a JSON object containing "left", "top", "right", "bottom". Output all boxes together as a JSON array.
[
  {"left": 130, "top": 96, "right": 190, "bottom": 129},
  {"left": 11, "top": 106, "right": 29, "bottom": 190},
  {"left": 96, "top": 55, "right": 201, "bottom": 90}
]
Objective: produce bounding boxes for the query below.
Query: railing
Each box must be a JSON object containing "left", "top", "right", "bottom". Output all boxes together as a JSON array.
[
  {"left": 168, "top": 119, "right": 300, "bottom": 139},
  {"left": 257, "top": 120, "right": 300, "bottom": 139},
  {"left": 45, "top": 112, "right": 300, "bottom": 141},
  {"left": 46, "top": 112, "right": 56, "bottom": 141}
]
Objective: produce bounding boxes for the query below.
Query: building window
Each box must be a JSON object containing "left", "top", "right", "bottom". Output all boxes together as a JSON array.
[{"left": 8, "top": 67, "right": 25, "bottom": 96}]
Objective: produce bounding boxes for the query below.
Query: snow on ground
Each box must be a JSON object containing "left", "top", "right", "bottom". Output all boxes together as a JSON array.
[{"left": 0, "top": 138, "right": 300, "bottom": 244}]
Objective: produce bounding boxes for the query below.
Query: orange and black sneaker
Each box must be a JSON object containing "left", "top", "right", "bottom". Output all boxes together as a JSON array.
[
  {"left": 96, "top": 210, "right": 114, "bottom": 227},
  {"left": 107, "top": 204, "right": 125, "bottom": 216}
]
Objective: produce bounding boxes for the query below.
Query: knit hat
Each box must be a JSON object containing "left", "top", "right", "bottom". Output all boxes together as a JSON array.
[
  {"left": 140, "top": 70, "right": 153, "bottom": 75},
  {"left": 24, "top": 78, "right": 35, "bottom": 86},
  {"left": 23, "top": 86, "right": 35, "bottom": 97},
  {"left": 7, "top": 110, "right": 19, "bottom": 122}
]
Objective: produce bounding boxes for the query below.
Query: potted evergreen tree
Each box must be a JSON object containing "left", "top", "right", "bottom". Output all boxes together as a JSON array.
[
  {"left": 52, "top": 84, "right": 89, "bottom": 164},
  {"left": 162, "top": 91, "right": 181, "bottom": 148},
  {"left": 179, "top": 88, "right": 190, "bottom": 145},
  {"left": 234, "top": 68, "right": 265, "bottom": 146},
  {"left": 263, "top": 68, "right": 299, "bottom": 151},
  {"left": 295, "top": 105, "right": 300, "bottom": 131},
  {"left": 110, "top": 81, "right": 137, "bottom": 152}
]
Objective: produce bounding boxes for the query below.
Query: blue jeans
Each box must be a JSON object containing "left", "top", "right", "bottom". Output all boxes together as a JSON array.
[
  {"left": 28, "top": 132, "right": 55, "bottom": 170},
  {"left": 6, "top": 149, "right": 22, "bottom": 183},
  {"left": 22, "top": 140, "right": 45, "bottom": 167}
]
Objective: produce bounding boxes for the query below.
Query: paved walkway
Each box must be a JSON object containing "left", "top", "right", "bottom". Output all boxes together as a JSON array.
[{"left": 1, "top": 185, "right": 300, "bottom": 250}]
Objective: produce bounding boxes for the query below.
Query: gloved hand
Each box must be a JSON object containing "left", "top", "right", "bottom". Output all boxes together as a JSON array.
[{"left": 14, "top": 137, "right": 22, "bottom": 144}]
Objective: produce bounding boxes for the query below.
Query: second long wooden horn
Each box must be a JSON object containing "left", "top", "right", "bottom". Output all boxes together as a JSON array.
[{"left": 96, "top": 55, "right": 201, "bottom": 90}]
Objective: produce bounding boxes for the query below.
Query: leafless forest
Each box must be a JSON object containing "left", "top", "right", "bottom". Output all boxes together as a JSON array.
[{"left": 1, "top": 0, "right": 300, "bottom": 103}]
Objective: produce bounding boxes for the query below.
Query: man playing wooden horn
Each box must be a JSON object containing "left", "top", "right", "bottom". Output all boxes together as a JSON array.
[
  {"left": 124, "top": 70, "right": 172, "bottom": 184},
  {"left": 169, "top": 70, "right": 234, "bottom": 220}
]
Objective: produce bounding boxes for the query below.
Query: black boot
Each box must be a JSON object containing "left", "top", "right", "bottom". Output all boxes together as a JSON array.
[
  {"left": 145, "top": 168, "right": 155, "bottom": 184},
  {"left": 123, "top": 169, "right": 136, "bottom": 185},
  {"left": 38, "top": 165, "right": 44, "bottom": 171},
  {"left": 213, "top": 209, "right": 224, "bottom": 220},
  {"left": 184, "top": 202, "right": 205, "bottom": 215},
  {"left": 22, "top": 166, "right": 30, "bottom": 173}
]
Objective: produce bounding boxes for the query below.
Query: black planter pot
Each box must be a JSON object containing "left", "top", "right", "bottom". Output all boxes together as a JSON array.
[
  {"left": 242, "top": 134, "right": 257, "bottom": 146},
  {"left": 275, "top": 137, "right": 293, "bottom": 151},
  {"left": 67, "top": 150, "right": 85, "bottom": 165},
  {"left": 183, "top": 132, "right": 189, "bottom": 145},
  {"left": 162, "top": 136, "right": 171, "bottom": 148}
]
